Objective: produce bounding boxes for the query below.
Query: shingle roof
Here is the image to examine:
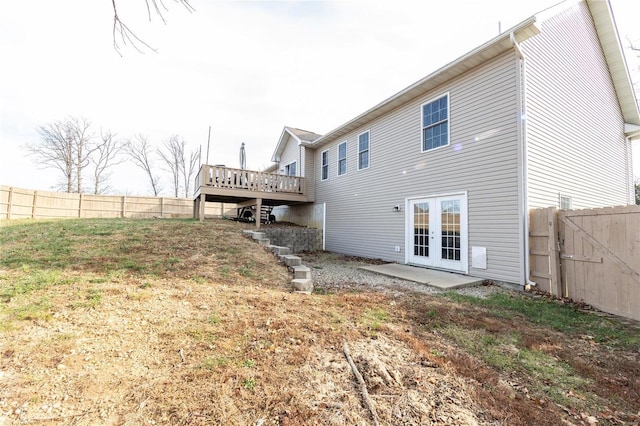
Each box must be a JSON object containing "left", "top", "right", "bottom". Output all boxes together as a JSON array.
[{"left": 285, "top": 127, "right": 323, "bottom": 143}]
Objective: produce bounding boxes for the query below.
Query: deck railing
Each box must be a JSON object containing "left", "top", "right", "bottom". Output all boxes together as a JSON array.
[{"left": 194, "top": 165, "right": 306, "bottom": 196}]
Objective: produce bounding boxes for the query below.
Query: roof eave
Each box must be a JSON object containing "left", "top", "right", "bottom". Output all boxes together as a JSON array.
[
  {"left": 311, "top": 17, "right": 540, "bottom": 148},
  {"left": 587, "top": 0, "right": 640, "bottom": 125},
  {"left": 271, "top": 127, "right": 302, "bottom": 163}
]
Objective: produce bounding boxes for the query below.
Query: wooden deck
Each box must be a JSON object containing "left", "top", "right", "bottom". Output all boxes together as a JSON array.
[{"left": 193, "top": 165, "right": 312, "bottom": 224}]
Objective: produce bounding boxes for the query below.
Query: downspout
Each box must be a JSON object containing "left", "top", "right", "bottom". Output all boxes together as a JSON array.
[
  {"left": 511, "top": 32, "right": 537, "bottom": 287},
  {"left": 625, "top": 136, "right": 631, "bottom": 203},
  {"left": 625, "top": 133, "right": 640, "bottom": 204}
]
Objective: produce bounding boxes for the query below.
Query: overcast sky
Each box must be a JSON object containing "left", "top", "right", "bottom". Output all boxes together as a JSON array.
[{"left": 1, "top": 0, "right": 639, "bottom": 196}]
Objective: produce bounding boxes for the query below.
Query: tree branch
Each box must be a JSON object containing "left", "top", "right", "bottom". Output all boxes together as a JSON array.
[
  {"left": 343, "top": 339, "right": 380, "bottom": 426},
  {"left": 111, "top": 0, "right": 195, "bottom": 56}
]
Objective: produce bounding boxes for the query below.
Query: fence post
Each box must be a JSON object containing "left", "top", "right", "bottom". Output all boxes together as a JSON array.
[
  {"left": 78, "top": 193, "right": 83, "bottom": 218},
  {"left": 32, "top": 191, "right": 38, "bottom": 219},
  {"left": 122, "top": 196, "right": 126, "bottom": 218},
  {"left": 7, "top": 187, "right": 13, "bottom": 219},
  {"left": 161, "top": 197, "right": 165, "bottom": 218},
  {"left": 547, "top": 207, "right": 562, "bottom": 296}
]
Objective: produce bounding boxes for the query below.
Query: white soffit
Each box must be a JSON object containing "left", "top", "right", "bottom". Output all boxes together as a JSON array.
[{"left": 587, "top": 0, "right": 640, "bottom": 126}]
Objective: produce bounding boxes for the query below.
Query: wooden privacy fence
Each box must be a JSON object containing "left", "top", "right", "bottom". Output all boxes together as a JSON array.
[
  {"left": 0, "top": 186, "right": 201, "bottom": 219},
  {"left": 530, "top": 205, "right": 640, "bottom": 321}
]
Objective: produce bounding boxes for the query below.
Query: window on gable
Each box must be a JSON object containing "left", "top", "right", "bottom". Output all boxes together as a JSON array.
[
  {"left": 422, "top": 94, "right": 449, "bottom": 151},
  {"left": 284, "top": 161, "right": 297, "bottom": 176},
  {"left": 358, "top": 131, "right": 370, "bottom": 170},
  {"left": 337, "top": 142, "right": 347, "bottom": 176},
  {"left": 321, "top": 150, "right": 328, "bottom": 181}
]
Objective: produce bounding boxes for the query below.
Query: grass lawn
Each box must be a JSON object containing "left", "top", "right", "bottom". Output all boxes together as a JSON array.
[{"left": 1, "top": 218, "right": 638, "bottom": 425}]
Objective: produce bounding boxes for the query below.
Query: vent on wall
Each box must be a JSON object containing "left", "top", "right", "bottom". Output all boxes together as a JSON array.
[{"left": 471, "top": 247, "right": 487, "bottom": 269}]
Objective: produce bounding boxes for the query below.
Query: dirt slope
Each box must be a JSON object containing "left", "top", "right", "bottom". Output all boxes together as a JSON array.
[{"left": 0, "top": 219, "right": 638, "bottom": 425}]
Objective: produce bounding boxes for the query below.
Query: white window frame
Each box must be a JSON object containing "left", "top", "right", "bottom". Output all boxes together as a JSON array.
[
  {"left": 337, "top": 141, "right": 347, "bottom": 176},
  {"left": 421, "top": 92, "right": 450, "bottom": 152},
  {"left": 357, "top": 130, "right": 370, "bottom": 171},
  {"left": 559, "top": 194, "right": 572, "bottom": 210},
  {"left": 320, "top": 149, "right": 329, "bottom": 181},
  {"left": 284, "top": 161, "right": 297, "bottom": 176}
]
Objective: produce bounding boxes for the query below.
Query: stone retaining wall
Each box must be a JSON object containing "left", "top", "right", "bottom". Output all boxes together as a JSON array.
[{"left": 262, "top": 228, "right": 322, "bottom": 253}]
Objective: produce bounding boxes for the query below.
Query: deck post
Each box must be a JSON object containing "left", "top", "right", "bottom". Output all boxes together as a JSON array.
[
  {"left": 193, "top": 198, "right": 198, "bottom": 219},
  {"left": 199, "top": 195, "right": 205, "bottom": 221},
  {"left": 255, "top": 198, "right": 262, "bottom": 229}
]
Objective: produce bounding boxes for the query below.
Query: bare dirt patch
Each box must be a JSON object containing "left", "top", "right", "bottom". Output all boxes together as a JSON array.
[{"left": 1, "top": 219, "right": 638, "bottom": 425}]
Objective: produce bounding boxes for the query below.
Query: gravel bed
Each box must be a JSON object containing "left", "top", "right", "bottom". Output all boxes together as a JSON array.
[{"left": 302, "top": 252, "right": 508, "bottom": 299}]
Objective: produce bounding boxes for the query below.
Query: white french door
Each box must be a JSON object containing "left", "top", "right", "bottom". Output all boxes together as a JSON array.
[{"left": 406, "top": 194, "right": 467, "bottom": 273}]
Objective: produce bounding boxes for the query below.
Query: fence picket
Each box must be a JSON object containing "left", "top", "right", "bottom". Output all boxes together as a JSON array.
[{"left": 532, "top": 205, "right": 640, "bottom": 321}]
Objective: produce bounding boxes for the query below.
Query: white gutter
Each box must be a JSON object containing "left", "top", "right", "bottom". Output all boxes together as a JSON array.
[
  {"left": 511, "top": 32, "right": 536, "bottom": 288},
  {"left": 625, "top": 136, "right": 631, "bottom": 203}
]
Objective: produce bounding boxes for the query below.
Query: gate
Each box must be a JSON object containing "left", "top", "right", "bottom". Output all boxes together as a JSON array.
[{"left": 529, "top": 205, "right": 640, "bottom": 321}]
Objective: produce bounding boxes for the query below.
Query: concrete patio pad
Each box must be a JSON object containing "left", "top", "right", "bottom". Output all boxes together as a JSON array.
[{"left": 359, "top": 263, "right": 484, "bottom": 290}]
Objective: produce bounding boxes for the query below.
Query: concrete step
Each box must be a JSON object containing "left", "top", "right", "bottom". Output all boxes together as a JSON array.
[
  {"left": 271, "top": 246, "right": 291, "bottom": 256},
  {"left": 282, "top": 255, "right": 302, "bottom": 267},
  {"left": 291, "top": 278, "right": 313, "bottom": 293},
  {"left": 292, "top": 265, "right": 311, "bottom": 280},
  {"left": 242, "top": 230, "right": 255, "bottom": 236},
  {"left": 258, "top": 238, "right": 270, "bottom": 246},
  {"left": 251, "top": 232, "right": 265, "bottom": 240}
]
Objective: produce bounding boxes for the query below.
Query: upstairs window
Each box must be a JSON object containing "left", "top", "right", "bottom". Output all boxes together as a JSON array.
[
  {"left": 422, "top": 94, "right": 449, "bottom": 151},
  {"left": 321, "top": 150, "right": 328, "bottom": 181},
  {"left": 358, "top": 131, "right": 370, "bottom": 170},
  {"left": 337, "top": 142, "right": 347, "bottom": 176},
  {"left": 284, "top": 161, "right": 297, "bottom": 176}
]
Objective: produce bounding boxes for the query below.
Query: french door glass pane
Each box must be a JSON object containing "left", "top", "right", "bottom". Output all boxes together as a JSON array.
[
  {"left": 440, "top": 200, "right": 460, "bottom": 261},
  {"left": 413, "top": 202, "right": 429, "bottom": 257}
]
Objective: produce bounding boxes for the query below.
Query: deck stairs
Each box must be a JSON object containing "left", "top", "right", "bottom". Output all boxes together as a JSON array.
[{"left": 237, "top": 205, "right": 275, "bottom": 224}]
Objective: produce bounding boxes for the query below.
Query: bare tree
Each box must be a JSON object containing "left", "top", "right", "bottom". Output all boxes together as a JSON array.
[
  {"left": 111, "top": 0, "right": 195, "bottom": 55},
  {"left": 126, "top": 134, "right": 162, "bottom": 196},
  {"left": 158, "top": 135, "right": 183, "bottom": 197},
  {"left": 25, "top": 117, "right": 95, "bottom": 193},
  {"left": 27, "top": 121, "right": 75, "bottom": 192},
  {"left": 68, "top": 117, "right": 96, "bottom": 193},
  {"left": 91, "top": 130, "right": 125, "bottom": 194},
  {"left": 182, "top": 146, "right": 199, "bottom": 198}
]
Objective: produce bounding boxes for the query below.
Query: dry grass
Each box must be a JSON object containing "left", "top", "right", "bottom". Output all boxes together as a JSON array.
[{"left": 0, "top": 218, "right": 638, "bottom": 425}]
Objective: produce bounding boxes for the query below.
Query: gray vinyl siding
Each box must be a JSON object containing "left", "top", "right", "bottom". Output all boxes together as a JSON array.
[
  {"left": 279, "top": 134, "right": 301, "bottom": 176},
  {"left": 276, "top": 134, "right": 315, "bottom": 200},
  {"left": 304, "top": 147, "right": 316, "bottom": 201},
  {"left": 314, "top": 51, "right": 523, "bottom": 284},
  {"left": 523, "top": 1, "right": 629, "bottom": 209}
]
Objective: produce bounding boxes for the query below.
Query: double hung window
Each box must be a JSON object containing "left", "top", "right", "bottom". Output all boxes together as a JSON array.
[
  {"left": 422, "top": 94, "right": 449, "bottom": 151},
  {"left": 358, "top": 131, "right": 370, "bottom": 170},
  {"left": 284, "top": 161, "right": 297, "bottom": 176},
  {"left": 321, "top": 150, "right": 328, "bottom": 181},
  {"left": 337, "top": 142, "right": 347, "bottom": 176}
]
